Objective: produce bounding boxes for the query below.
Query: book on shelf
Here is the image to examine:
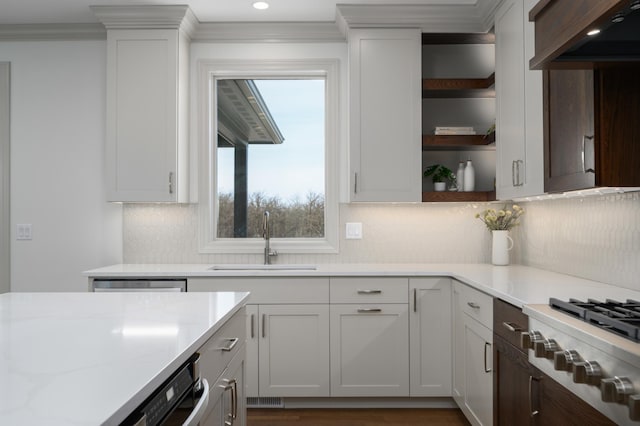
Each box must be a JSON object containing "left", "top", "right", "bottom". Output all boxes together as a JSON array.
[{"left": 434, "top": 126, "right": 477, "bottom": 135}]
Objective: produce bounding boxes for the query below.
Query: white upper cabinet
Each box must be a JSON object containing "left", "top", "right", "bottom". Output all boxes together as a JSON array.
[
  {"left": 348, "top": 28, "right": 422, "bottom": 202},
  {"left": 494, "top": 0, "right": 543, "bottom": 200},
  {"left": 93, "top": 6, "right": 194, "bottom": 202}
]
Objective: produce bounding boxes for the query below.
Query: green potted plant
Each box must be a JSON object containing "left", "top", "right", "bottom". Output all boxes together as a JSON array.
[{"left": 423, "top": 164, "right": 455, "bottom": 191}]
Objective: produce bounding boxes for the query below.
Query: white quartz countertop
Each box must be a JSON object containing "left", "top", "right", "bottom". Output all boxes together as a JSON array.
[
  {"left": 84, "top": 263, "right": 640, "bottom": 308},
  {"left": 0, "top": 291, "right": 249, "bottom": 426}
]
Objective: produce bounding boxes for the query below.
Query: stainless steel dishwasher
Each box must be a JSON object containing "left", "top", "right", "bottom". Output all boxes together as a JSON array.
[{"left": 91, "top": 279, "right": 187, "bottom": 292}]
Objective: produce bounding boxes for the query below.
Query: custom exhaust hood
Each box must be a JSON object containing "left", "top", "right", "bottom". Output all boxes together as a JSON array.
[{"left": 530, "top": 0, "right": 640, "bottom": 69}]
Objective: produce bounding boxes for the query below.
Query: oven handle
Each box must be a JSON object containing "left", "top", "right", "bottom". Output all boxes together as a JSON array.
[{"left": 182, "top": 378, "right": 210, "bottom": 426}]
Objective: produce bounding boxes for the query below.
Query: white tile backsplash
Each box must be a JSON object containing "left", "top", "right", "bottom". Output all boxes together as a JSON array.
[
  {"left": 515, "top": 191, "right": 640, "bottom": 291},
  {"left": 123, "top": 202, "right": 495, "bottom": 265},
  {"left": 123, "top": 192, "right": 640, "bottom": 291}
]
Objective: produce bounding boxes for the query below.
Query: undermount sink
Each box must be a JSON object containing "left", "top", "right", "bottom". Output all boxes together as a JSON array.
[{"left": 208, "top": 264, "right": 317, "bottom": 271}]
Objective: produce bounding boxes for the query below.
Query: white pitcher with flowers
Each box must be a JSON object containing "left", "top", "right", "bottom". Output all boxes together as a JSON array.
[{"left": 475, "top": 205, "right": 524, "bottom": 266}]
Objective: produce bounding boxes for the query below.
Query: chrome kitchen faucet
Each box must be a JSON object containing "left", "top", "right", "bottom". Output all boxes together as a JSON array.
[{"left": 262, "top": 211, "right": 277, "bottom": 264}]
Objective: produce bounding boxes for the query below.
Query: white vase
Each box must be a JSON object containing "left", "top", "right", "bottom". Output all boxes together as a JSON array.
[
  {"left": 491, "top": 230, "right": 513, "bottom": 266},
  {"left": 463, "top": 159, "right": 475, "bottom": 192}
]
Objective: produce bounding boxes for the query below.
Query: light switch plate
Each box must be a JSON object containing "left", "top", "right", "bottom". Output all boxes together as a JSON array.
[
  {"left": 17, "top": 224, "right": 32, "bottom": 240},
  {"left": 345, "top": 222, "right": 363, "bottom": 239}
]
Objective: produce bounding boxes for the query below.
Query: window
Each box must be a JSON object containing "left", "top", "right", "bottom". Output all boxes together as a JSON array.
[{"left": 197, "top": 59, "right": 339, "bottom": 254}]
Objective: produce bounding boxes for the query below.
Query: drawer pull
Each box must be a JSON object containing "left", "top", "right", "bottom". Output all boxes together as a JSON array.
[
  {"left": 502, "top": 322, "right": 523, "bottom": 333},
  {"left": 219, "top": 338, "right": 239, "bottom": 352},
  {"left": 467, "top": 302, "right": 481, "bottom": 309},
  {"left": 357, "top": 290, "right": 382, "bottom": 295},
  {"left": 357, "top": 308, "right": 382, "bottom": 313},
  {"left": 250, "top": 314, "right": 255, "bottom": 339}
]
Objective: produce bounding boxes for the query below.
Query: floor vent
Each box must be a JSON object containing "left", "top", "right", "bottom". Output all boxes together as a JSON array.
[{"left": 247, "top": 397, "right": 284, "bottom": 408}]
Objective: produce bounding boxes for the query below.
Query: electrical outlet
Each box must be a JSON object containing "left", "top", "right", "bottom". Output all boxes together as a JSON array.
[
  {"left": 17, "top": 224, "right": 32, "bottom": 240},
  {"left": 345, "top": 222, "right": 363, "bottom": 239}
]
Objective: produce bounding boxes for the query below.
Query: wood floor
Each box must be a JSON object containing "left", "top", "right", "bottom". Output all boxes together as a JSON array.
[{"left": 247, "top": 408, "right": 471, "bottom": 426}]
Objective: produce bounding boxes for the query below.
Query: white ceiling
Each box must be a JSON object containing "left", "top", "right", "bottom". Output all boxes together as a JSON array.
[{"left": 0, "top": 0, "right": 483, "bottom": 25}]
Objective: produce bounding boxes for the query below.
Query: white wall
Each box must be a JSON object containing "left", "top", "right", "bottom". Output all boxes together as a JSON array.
[{"left": 0, "top": 40, "right": 122, "bottom": 292}]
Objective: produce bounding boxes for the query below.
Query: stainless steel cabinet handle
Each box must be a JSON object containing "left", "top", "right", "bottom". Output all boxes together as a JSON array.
[
  {"left": 413, "top": 288, "right": 417, "bottom": 313},
  {"left": 467, "top": 302, "right": 481, "bottom": 309},
  {"left": 221, "top": 380, "right": 233, "bottom": 426},
  {"left": 262, "top": 314, "right": 266, "bottom": 338},
  {"left": 529, "top": 375, "right": 540, "bottom": 417},
  {"left": 169, "top": 172, "right": 174, "bottom": 194},
  {"left": 502, "top": 322, "right": 522, "bottom": 333},
  {"left": 219, "top": 338, "right": 239, "bottom": 352},
  {"left": 357, "top": 308, "right": 382, "bottom": 313},
  {"left": 354, "top": 172, "right": 358, "bottom": 194},
  {"left": 484, "top": 342, "right": 492, "bottom": 373},
  {"left": 515, "top": 160, "right": 524, "bottom": 186},
  {"left": 512, "top": 160, "right": 517, "bottom": 187},
  {"left": 582, "top": 135, "right": 595, "bottom": 173},
  {"left": 357, "top": 289, "right": 382, "bottom": 295},
  {"left": 250, "top": 314, "right": 255, "bottom": 339}
]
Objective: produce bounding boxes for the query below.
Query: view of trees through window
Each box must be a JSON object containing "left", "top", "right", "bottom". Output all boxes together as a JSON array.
[{"left": 216, "top": 79, "right": 325, "bottom": 239}]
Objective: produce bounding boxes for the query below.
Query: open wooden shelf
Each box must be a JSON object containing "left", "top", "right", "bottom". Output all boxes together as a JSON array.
[
  {"left": 422, "top": 191, "right": 496, "bottom": 202},
  {"left": 422, "top": 133, "right": 495, "bottom": 150},
  {"left": 422, "top": 73, "right": 495, "bottom": 98}
]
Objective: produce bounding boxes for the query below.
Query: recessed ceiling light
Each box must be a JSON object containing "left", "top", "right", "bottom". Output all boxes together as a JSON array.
[
  {"left": 587, "top": 29, "right": 601, "bottom": 36},
  {"left": 253, "top": 1, "right": 269, "bottom": 10}
]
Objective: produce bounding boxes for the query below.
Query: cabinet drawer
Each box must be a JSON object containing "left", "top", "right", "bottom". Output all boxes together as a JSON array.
[
  {"left": 455, "top": 281, "right": 493, "bottom": 329},
  {"left": 198, "top": 306, "right": 246, "bottom": 386},
  {"left": 493, "top": 298, "right": 528, "bottom": 351},
  {"left": 330, "top": 277, "right": 408, "bottom": 303}
]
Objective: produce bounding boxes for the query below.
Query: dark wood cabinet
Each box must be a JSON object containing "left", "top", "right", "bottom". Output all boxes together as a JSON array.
[
  {"left": 533, "top": 367, "right": 616, "bottom": 426},
  {"left": 493, "top": 299, "right": 533, "bottom": 426},
  {"left": 543, "top": 69, "right": 595, "bottom": 193},
  {"left": 544, "top": 66, "right": 640, "bottom": 193}
]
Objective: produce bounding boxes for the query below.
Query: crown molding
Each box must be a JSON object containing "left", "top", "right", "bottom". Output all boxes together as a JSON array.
[
  {"left": 0, "top": 24, "right": 106, "bottom": 41},
  {"left": 193, "top": 22, "right": 344, "bottom": 43},
  {"left": 91, "top": 5, "right": 198, "bottom": 38},
  {"left": 336, "top": 2, "right": 501, "bottom": 36}
]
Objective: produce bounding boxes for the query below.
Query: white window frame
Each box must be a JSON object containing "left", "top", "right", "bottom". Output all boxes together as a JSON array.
[{"left": 197, "top": 59, "right": 340, "bottom": 254}]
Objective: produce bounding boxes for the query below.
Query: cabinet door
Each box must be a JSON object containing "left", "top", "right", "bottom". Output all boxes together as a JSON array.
[
  {"left": 452, "top": 282, "right": 465, "bottom": 404},
  {"left": 534, "top": 368, "right": 615, "bottom": 426},
  {"left": 245, "top": 304, "right": 259, "bottom": 397},
  {"left": 463, "top": 316, "right": 493, "bottom": 426},
  {"left": 494, "top": 334, "right": 535, "bottom": 426},
  {"left": 258, "top": 304, "right": 330, "bottom": 397},
  {"left": 348, "top": 28, "right": 421, "bottom": 202},
  {"left": 409, "top": 277, "right": 452, "bottom": 396},
  {"left": 330, "top": 304, "right": 409, "bottom": 396},
  {"left": 543, "top": 69, "right": 595, "bottom": 193},
  {"left": 105, "top": 29, "right": 188, "bottom": 202},
  {"left": 495, "top": 0, "right": 544, "bottom": 200}
]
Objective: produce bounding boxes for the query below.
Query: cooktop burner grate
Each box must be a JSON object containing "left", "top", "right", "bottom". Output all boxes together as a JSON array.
[{"left": 550, "top": 298, "right": 640, "bottom": 343}]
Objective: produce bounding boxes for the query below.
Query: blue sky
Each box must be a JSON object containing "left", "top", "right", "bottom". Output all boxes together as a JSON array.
[{"left": 217, "top": 79, "right": 325, "bottom": 202}]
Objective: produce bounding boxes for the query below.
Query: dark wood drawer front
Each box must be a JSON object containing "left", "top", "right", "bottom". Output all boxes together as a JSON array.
[{"left": 494, "top": 298, "right": 528, "bottom": 351}]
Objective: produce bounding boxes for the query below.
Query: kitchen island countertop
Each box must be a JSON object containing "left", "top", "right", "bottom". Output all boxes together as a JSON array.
[
  {"left": 0, "top": 291, "right": 249, "bottom": 426},
  {"left": 84, "top": 263, "right": 640, "bottom": 309}
]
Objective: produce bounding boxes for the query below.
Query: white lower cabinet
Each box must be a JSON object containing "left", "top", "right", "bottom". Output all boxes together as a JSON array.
[
  {"left": 330, "top": 304, "right": 409, "bottom": 396},
  {"left": 452, "top": 280, "right": 493, "bottom": 426},
  {"left": 257, "top": 304, "right": 330, "bottom": 397},
  {"left": 203, "top": 347, "right": 246, "bottom": 426},
  {"left": 409, "top": 277, "right": 452, "bottom": 397},
  {"left": 197, "top": 306, "right": 246, "bottom": 426},
  {"left": 329, "top": 277, "right": 409, "bottom": 396},
  {"left": 188, "top": 278, "right": 330, "bottom": 399}
]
